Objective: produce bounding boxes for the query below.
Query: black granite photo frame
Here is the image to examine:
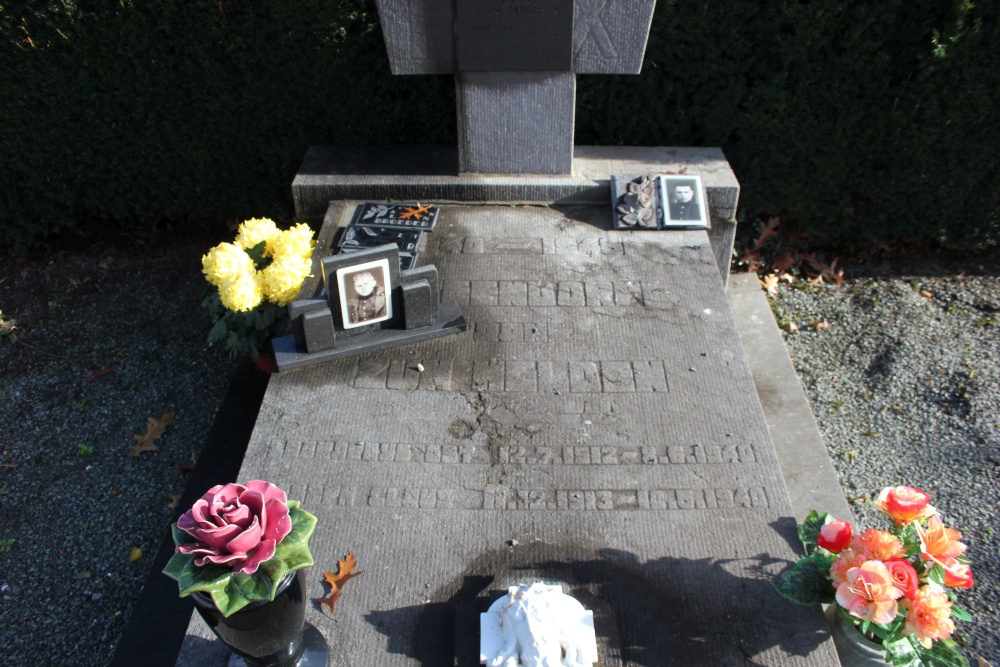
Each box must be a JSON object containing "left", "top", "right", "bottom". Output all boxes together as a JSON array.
[
  {"left": 321, "top": 244, "right": 403, "bottom": 333},
  {"left": 659, "top": 174, "right": 710, "bottom": 230},
  {"left": 337, "top": 258, "right": 393, "bottom": 329}
]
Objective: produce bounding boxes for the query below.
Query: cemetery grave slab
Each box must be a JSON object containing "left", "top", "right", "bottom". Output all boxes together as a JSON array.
[{"left": 176, "top": 203, "right": 838, "bottom": 666}]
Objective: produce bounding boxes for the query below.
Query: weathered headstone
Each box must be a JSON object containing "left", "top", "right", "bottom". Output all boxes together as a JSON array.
[
  {"left": 374, "top": 0, "right": 657, "bottom": 174},
  {"left": 176, "top": 203, "right": 839, "bottom": 666}
]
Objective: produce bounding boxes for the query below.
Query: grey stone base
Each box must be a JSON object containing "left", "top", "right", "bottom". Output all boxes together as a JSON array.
[
  {"left": 294, "top": 146, "right": 739, "bottom": 218},
  {"left": 272, "top": 300, "right": 467, "bottom": 372},
  {"left": 456, "top": 72, "right": 576, "bottom": 174},
  {"left": 292, "top": 145, "right": 741, "bottom": 285}
]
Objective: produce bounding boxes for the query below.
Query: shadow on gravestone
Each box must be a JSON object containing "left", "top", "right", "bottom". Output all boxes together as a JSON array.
[
  {"left": 769, "top": 516, "right": 806, "bottom": 555},
  {"left": 363, "top": 541, "right": 829, "bottom": 666}
]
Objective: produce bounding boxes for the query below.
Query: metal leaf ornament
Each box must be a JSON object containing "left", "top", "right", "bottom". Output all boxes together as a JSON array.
[{"left": 617, "top": 176, "right": 658, "bottom": 229}]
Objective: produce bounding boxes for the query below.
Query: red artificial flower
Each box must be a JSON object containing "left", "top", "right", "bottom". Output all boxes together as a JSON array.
[{"left": 817, "top": 520, "right": 853, "bottom": 553}]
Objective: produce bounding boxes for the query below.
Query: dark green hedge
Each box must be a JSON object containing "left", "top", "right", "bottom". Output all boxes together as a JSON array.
[{"left": 2, "top": 0, "right": 997, "bottom": 250}]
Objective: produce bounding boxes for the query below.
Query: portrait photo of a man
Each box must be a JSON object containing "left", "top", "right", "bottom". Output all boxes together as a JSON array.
[
  {"left": 337, "top": 258, "right": 392, "bottom": 329},
  {"left": 660, "top": 175, "right": 708, "bottom": 228}
]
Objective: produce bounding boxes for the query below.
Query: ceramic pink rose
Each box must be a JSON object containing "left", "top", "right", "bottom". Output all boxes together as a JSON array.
[{"left": 176, "top": 480, "right": 292, "bottom": 575}]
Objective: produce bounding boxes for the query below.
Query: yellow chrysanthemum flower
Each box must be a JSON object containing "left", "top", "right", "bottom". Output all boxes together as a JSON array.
[
  {"left": 234, "top": 218, "right": 280, "bottom": 252},
  {"left": 262, "top": 254, "right": 311, "bottom": 306},
  {"left": 202, "top": 243, "right": 255, "bottom": 287},
  {"left": 219, "top": 271, "right": 264, "bottom": 312},
  {"left": 269, "top": 223, "right": 315, "bottom": 261}
]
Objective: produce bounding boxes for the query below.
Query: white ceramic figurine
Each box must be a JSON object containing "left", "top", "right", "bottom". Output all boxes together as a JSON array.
[{"left": 480, "top": 583, "right": 597, "bottom": 667}]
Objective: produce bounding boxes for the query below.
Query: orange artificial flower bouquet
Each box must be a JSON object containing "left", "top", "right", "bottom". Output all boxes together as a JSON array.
[{"left": 774, "top": 485, "right": 973, "bottom": 667}]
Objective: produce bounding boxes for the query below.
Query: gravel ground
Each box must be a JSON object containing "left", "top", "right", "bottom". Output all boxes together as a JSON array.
[
  {"left": 0, "top": 233, "right": 996, "bottom": 666},
  {"left": 772, "top": 252, "right": 1000, "bottom": 665},
  {"left": 0, "top": 232, "right": 234, "bottom": 666}
]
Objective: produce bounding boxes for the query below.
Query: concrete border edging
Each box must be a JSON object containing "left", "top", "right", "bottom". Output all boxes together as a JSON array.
[{"left": 727, "top": 273, "right": 852, "bottom": 522}]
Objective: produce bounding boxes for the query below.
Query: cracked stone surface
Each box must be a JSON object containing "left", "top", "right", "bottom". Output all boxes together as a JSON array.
[{"left": 176, "top": 204, "right": 838, "bottom": 667}]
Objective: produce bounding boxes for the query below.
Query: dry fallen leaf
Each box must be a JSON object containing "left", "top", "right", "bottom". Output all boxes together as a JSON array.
[
  {"left": 739, "top": 248, "right": 762, "bottom": 274},
  {"left": 978, "top": 657, "right": 995, "bottom": 667},
  {"left": 752, "top": 216, "right": 780, "bottom": 250},
  {"left": 771, "top": 251, "right": 796, "bottom": 273},
  {"left": 817, "top": 258, "right": 845, "bottom": 286},
  {"left": 167, "top": 494, "right": 182, "bottom": 510},
  {"left": 781, "top": 320, "right": 799, "bottom": 334},
  {"left": 919, "top": 289, "right": 933, "bottom": 301},
  {"left": 179, "top": 450, "right": 198, "bottom": 475},
  {"left": 800, "top": 251, "right": 823, "bottom": 273},
  {"left": 130, "top": 412, "right": 175, "bottom": 457},
  {"left": 812, "top": 320, "right": 831, "bottom": 330},
  {"left": 87, "top": 367, "right": 115, "bottom": 382},
  {"left": 129, "top": 547, "right": 142, "bottom": 562},
  {"left": 315, "top": 552, "right": 363, "bottom": 616},
  {"left": 760, "top": 274, "right": 780, "bottom": 296}
]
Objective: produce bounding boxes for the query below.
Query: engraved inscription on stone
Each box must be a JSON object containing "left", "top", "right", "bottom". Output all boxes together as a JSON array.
[
  {"left": 485, "top": 487, "right": 771, "bottom": 511},
  {"left": 284, "top": 484, "right": 771, "bottom": 511},
  {"left": 456, "top": 0, "right": 574, "bottom": 71},
  {"left": 443, "top": 281, "right": 643, "bottom": 308},
  {"left": 423, "top": 236, "right": 624, "bottom": 256},
  {"left": 267, "top": 440, "right": 760, "bottom": 466},
  {"left": 289, "top": 357, "right": 669, "bottom": 394}
]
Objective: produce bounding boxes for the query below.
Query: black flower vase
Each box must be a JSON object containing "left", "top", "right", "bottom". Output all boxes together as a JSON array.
[{"left": 192, "top": 570, "right": 329, "bottom": 667}]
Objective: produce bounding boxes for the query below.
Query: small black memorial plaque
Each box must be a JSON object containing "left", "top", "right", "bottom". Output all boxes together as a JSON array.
[
  {"left": 456, "top": 0, "right": 574, "bottom": 72},
  {"left": 348, "top": 202, "right": 439, "bottom": 232}
]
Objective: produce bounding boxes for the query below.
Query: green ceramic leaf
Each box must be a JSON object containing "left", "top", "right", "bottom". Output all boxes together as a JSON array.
[
  {"left": 212, "top": 580, "right": 244, "bottom": 616},
  {"left": 230, "top": 570, "right": 276, "bottom": 602},
  {"left": 258, "top": 557, "right": 290, "bottom": 588},
  {"left": 171, "top": 523, "right": 196, "bottom": 546},
  {"left": 277, "top": 507, "right": 317, "bottom": 553},
  {"left": 174, "top": 557, "right": 233, "bottom": 597},
  {"left": 772, "top": 553, "right": 836, "bottom": 605},
  {"left": 162, "top": 552, "right": 194, "bottom": 582},
  {"left": 275, "top": 540, "right": 315, "bottom": 572}
]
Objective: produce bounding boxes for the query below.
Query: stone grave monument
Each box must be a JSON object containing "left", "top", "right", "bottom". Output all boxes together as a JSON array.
[
  {"left": 174, "top": 3, "right": 840, "bottom": 665},
  {"left": 376, "top": 0, "right": 656, "bottom": 175}
]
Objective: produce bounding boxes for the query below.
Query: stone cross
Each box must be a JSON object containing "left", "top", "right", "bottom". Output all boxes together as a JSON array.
[{"left": 375, "top": 0, "right": 657, "bottom": 175}]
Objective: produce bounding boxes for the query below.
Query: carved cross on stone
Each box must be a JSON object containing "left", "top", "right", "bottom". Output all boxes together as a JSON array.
[{"left": 374, "top": 0, "right": 657, "bottom": 175}]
